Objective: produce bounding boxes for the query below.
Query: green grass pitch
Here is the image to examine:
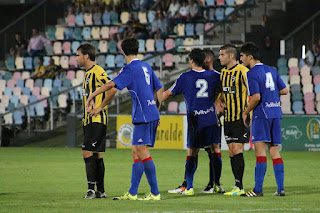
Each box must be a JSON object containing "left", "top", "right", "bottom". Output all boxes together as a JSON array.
[{"left": 0, "top": 148, "right": 319, "bottom": 213}]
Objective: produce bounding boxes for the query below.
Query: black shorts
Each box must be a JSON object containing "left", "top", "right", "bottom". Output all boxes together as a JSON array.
[
  {"left": 82, "top": 122, "right": 107, "bottom": 152},
  {"left": 224, "top": 120, "right": 250, "bottom": 144},
  {"left": 187, "top": 125, "right": 221, "bottom": 148}
]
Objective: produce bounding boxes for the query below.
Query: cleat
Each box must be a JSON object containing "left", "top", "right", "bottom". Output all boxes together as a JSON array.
[
  {"left": 273, "top": 190, "right": 285, "bottom": 196},
  {"left": 224, "top": 186, "right": 245, "bottom": 196},
  {"left": 113, "top": 192, "right": 137, "bottom": 200},
  {"left": 138, "top": 193, "right": 161, "bottom": 201},
  {"left": 84, "top": 189, "right": 96, "bottom": 199},
  {"left": 181, "top": 188, "right": 194, "bottom": 196},
  {"left": 95, "top": 191, "right": 107, "bottom": 198},
  {"left": 241, "top": 189, "right": 263, "bottom": 197},
  {"left": 200, "top": 186, "right": 214, "bottom": 193},
  {"left": 213, "top": 184, "right": 225, "bottom": 193},
  {"left": 168, "top": 185, "right": 186, "bottom": 194}
]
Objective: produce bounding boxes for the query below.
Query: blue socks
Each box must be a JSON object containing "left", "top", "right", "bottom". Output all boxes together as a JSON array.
[
  {"left": 213, "top": 153, "right": 222, "bottom": 186},
  {"left": 185, "top": 156, "right": 198, "bottom": 190},
  {"left": 254, "top": 156, "right": 267, "bottom": 192},
  {"left": 273, "top": 158, "right": 284, "bottom": 191},
  {"left": 142, "top": 157, "right": 159, "bottom": 195},
  {"left": 129, "top": 159, "right": 144, "bottom": 195}
]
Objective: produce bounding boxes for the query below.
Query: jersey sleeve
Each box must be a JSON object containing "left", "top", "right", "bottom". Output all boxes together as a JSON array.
[
  {"left": 241, "top": 66, "right": 249, "bottom": 86},
  {"left": 246, "top": 71, "right": 260, "bottom": 96},
  {"left": 277, "top": 72, "right": 287, "bottom": 91},
  {"left": 112, "top": 66, "right": 132, "bottom": 90},
  {"left": 152, "top": 71, "right": 163, "bottom": 91},
  {"left": 96, "top": 70, "right": 111, "bottom": 86},
  {"left": 169, "top": 74, "right": 183, "bottom": 96}
]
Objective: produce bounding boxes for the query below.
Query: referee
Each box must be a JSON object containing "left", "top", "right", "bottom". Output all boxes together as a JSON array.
[
  {"left": 219, "top": 44, "right": 250, "bottom": 196},
  {"left": 76, "top": 43, "right": 117, "bottom": 199}
]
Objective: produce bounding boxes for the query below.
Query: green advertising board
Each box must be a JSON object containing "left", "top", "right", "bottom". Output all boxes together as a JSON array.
[{"left": 281, "top": 116, "right": 320, "bottom": 151}]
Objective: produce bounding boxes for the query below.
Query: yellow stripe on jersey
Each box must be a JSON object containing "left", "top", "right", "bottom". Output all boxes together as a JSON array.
[
  {"left": 220, "top": 64, "right": 249, "bottom": 122},
  {"left": 82, "top": 64, "right": 111, "bottom": 126}
]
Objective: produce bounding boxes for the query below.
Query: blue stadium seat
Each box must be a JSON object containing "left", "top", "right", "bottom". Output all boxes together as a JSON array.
[
  {"left": 102, "top": 11, "right": 111, "bottom": 25},
  {"left": 4, "top": 87, "right": 12, "bottom": 96},
  {"left": 215, "top": 8, "right": 225, "bottom": 21},
  {"left": 75, "top": 13, "right": 84, "bottom": 26},
  {"left": 43, "top": 56, "right": 51, "bottom": 66},
  {"left": 195, "top": 23, "right": 205, "bottom": 35},
  {"left": 206, "top": 0, "right": 215, "bottom": 6},
  {"left": 96, "top": 55, "right": 106, "bottom": 68},
  {"left": 108, "top": 40, "right": 117, "bottom": 53},
  {"left": 115, "top": 54, "right": 125, "bottom": 68},
  {"left": 138, "top": 39, "right": 146, "bottom": 52},
  {"left": 185, "top": 23, "right": 194, "bottom": 36},
  {"left": 90, "top": 41, "right": 99, "bottom": 51},
  {"left": 10, "top": 95, "right": 19, "bottom": 107},
  {"left": 47, "top": 27, "right": 56, "bottom": 40},
  {"left": 22, "top": 87, "right": 31, "bottom": 96},
  {"left": 24, "top": 57, "right": 33, "bottom": 70},
  {"left": 110, "top": 11, "right": 119, "bottom": 24},
  {"left": 53, "top": 79, "right": 62, "bottom": 89},
  {"left": 106, "top": 55, "right": 115, "bottom": 68},
  {"left": 292, "top": 101, "right": 304, "bottom": 114},
  {"left": 43, "top": 79, "right": 53, "bottom": 90},
  {"left": 72, "top": 41, "right": 81, "bottom": 54},
  {"left": 4, "top": 72, "right": 13, "bottom": 80},
  {"left": 63, "top": 79, "right": 72, "bottom": 88},
  {"left": 155, "top": 39, "right": 164, "bottom": 52},
  {"left": 225, "top": 7, "right": 235, "bottom": 16},
  {"left": 13, "top": 110, "right": 24, "bottom": 125},
  {"left": 6, "top": 56, "right": 15, "bottom": 70},
  {"left": 315, "top": 84, "right": 320, "bottom": 93},
  {"left": 64, "top": 27, "right": 74, "bottom": 40},
  {"left": 34, "top": 79, "right": 43, "bottom": 88},
  {"left": 35, "top": 102, "right": 45, "bottom": 117},
  {"left": 82, "top": 27, "right": 91, "bottom": 40},
  {"left": 16, "top": 80, "right": 25, "bottom": 88},
  {"left": 226, "top": 0, "right": 235, "bottom": 5},
  {"left": 33, "top": 56, "right": 39, "bottom": 68},
  {"left": 145, "top": 53, "right": 154, "bottom": 67},
  {"left": 74, "top": 28, "right": 83, "bottom": 40}
]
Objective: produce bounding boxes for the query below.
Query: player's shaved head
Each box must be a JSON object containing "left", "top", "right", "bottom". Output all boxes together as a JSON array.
[{"left": 220, "top": 44, "right": 237, "bottom": 59}]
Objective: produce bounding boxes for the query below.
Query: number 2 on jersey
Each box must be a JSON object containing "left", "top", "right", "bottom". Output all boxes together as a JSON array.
[
  {"left": 196, "top": 79, "right": 208, "bottom": 98},
  {"left": 265, "top": 72, "right": 275, "bottom": 91}
]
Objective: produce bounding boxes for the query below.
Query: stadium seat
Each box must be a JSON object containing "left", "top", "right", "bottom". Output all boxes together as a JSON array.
[
  {"left": 235, "top": 0, "right": 245, "bottom": 4},
  {"left": 53, "top": 42, "right": 62, "bottom": 55},
  {"left": 55, "top": 27, "right": 65, "bottom": 40},
  {"left": 44, "top": 79, "right": 53, "bottom": 90},
  {"left": 82, "top": 27, "right": 91, "bottom": 40},
  {"left": 110, "top": 11, "right": 119, "bottom": 24},
  {"left": 35, "top": 102, "right": 45, "bottom": 117},
  {"left": 21, "top": 71, "right": 30, "bottom": 80},
  {"left": 144, "top": 53, "right": 154, "bottom": 67},
  {"left": 291, "top": 92, "right": 302, "bottom": 102},
  {"left": 147, "top": 10, "right": 156, "bottom": 22},
  {"left": 4, "top": 87, "right": 13, "bottom": 96},
  {"left": 71, "top": 41, "right": 80, "bottom": 54},
  {"left": 53, "top": 79, "right": 62, "bottom": 89},
  {"left": 41, "top": 87, "right": 51, "bottom": 97},
  {"left": 289, "top": 66, "right": 299, "bottom": 76},
  {"left": 195, "top": 23, "right": 205, "bottom": 35},
  {"left": 280, "top": 75, "right": 289, "bottom": 85},
  {"left": 16, "top": 80, "right": 25, "bottom": 88},
  {"left": 138, "top": 11, "right": 147, "bottom": 24},
  {"left": 292, "top": 101, "right": 304, "bottom": 114},
  {"left": 43, "top": 56, "right": 50, "bottom": 66},
  {"left": 290, "top": 84, "right": 301, "bottom": 93},
  {"left": 58, "top": 94, "right": 68, "bottom": 108},
  {"left": 115, "top": 54, "right": 125, "bottom": 68},
  {"left": 98, "top": 40, "right": 108, "bottom": 53},
  {"left": 93, "top": 12, "right": 102, "bottom": 25},
  {"left": 303, "top": 84, "right": 313, "bottom": 94},
  {"left": 62, "top": 41, "right": 72, "bottom": 55},
  {"left": 300, "top": 65, "right": 311, "bottom": 76},
  {"left": 290, "top": 75, "right": 300, "bottom": 85},
  {"left": 120, "top": 11, "right": 130, "bottom": 24},
  {"left": 66, "top": 70, "right": 75, "bottom": 81},
  {"left": 205, "top": 23, "right": 214, "bottom": 35},
  {"left": 102, "top": 11, "right": 111, "bottom": 25},
  {"left": 34, "top": 78, "right": 44, "bottom": 88},
  {"left": 74, "top": 28, "right": 82, "bottom": 40},
  {"left": 215, "top": 8, "right": 225, "bottom": 21},
  {"left": 91, "top": 26, "right": 100, "bottom": 40},
  {"left": 44, "top": 43, "right": 54, "bottom": 55},
  {"left": 178, "top": 101, "right": 187, "bottom": 114},
  {"left": 100, "top": 26, "right": 109, "bottom": 39},
  {"left": 165, "top": 38, "right": 175, "bottom": 50},
  {"left": 108, "top": 40, "right": 118, "bottom": 53},
  {"left": 146, "top": 39, "right": 155, "bottom": 52},
  {"left": 138, "top": 39, "right": 146, "bottom": 52},
  {"left": 315, "top": 84, "right": 320, "bottom": 94},
  {"left": 4, "top": 113, "right": 13, "bottom": 125},
  {"left": 25, "top": 79, "right": 34, "bottom": 90},
  {"left": 177, "top": 24, "right": 185, "bottom": 37},
  {"left": 84, "top": 12, "right": 93, "bottom": 25},
  {"left": 1, "top": 95, "right": 10, "bottom": 108},
  {"left": 75, "top": 13, "right": 84, "bottom": 26},
  {"left": 311, "top": 66, "right": 320, "bottom": 76},
  {"left": 6, "top": 56, "right": 15, "bottom": 70},
  {"left": 76, "top": 70, "right": 85, "bottom": 80},
  {"left": 168, "top": 101, "right": 178, "bottom": 114},
  {"left": 64, "top": 27, "right": 74, "bottom": 40},
  {"left": 313, "top": 75, "right": 320, "bottom": 85},
  {"left": 13, "top": 110, "right": 24, "bottom": 125},
  {"left": 12, "top": 72, "right": 21, "bottom": 81},
  {"left": 15, "top": 57, "right": 24, "bottom": 70},
  {"left": 66, "top": 14, "right": 75, "bottom": 26},
  {"left": 225, "top": 7, "right": 235, "bottom": 16},
  {"left": 96, "top": 55, "right": 106, "bottom": 68},
  {"left": 12, "top": 87, "right": 22, "bottom": 97},
  {"left": 163, "top": 53, "right": 174, "bottom": 67},
  {"left": 206, "top": 0, "right": 215, "bottom": 6},
  {"left": 24, "top": 57, "right": 33, "bottom": 70},
  {"left": 155, "top": 39, "right": 165, "bottom": 52},
  {"left": 10, "top": 95, "right": 19, "bottom": 107},
  {"left": 302, "top": 75, "right": 312, "bottom": 86},
  {"left": 184, "top": 38, "right": 194, "bottom": 51},
  {"left": 7, "top": 79, "right": 17, "bottom": 88},
  {"left": 216, "top": 0, "right": 225, "bottom": 5},
  {"left": 63, "top": 79, "right": 72, "bottom": 88},
  {"left": 60, "top": 56, "right": 69, "bottom": 69},
  {"left": 20, "top": 94, "right": 29, "bottom": 106},
  {"left": 288, "top": 58, "right": 298, "bottom": 68},
  {"left": 106, "top": 55, "right": 115, "bottom": 68},
  {"left": 47, "top": 27, "right": 56, "bottom": 40},
  {"left": 185, "top": 23, "right": 194, "bottom": 36}
]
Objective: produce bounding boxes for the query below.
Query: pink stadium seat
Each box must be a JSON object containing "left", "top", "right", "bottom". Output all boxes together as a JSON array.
[
  {"left": 304, "top": 92, "right": 315, "bottom": 102},
  {"left": 109, "top": 26, "right": 118, "bottom": 37},
  {"left": 205, "top": 23, "right": 214, "bottom": 35},
  {"left": 39, "top": 94, "right": 48, "bottom": 107},
  {"left": 163, "top": 53, "right": 174, "bottom": 67},
  {"left": 7, "top": 79, "right": 17, "bottom": 88},
  {"left": 12, "top": 72, "right": 21, "bottom": 80},
  {"left": 62, "top": 41, "right": 71, "bottom": 54},
  {"left": 216, "top": 0, "right": 225, "bottom": 6},
  {"left": 289, "top": 66, "right": 299, "bottom": 75},
  {"left": 165, "top": 38, "right": 175, "bottom": 50},
  {"left": 66, "top": 14, "right": 75, "bottom": 26},
  {"left": 84, "top": 13, "right": 93, "bottom": 25},
  {"left": 66, "top": 70, "right": 75, "bottom": 80},
  {"left": 313, "top": 75, "right": 320, "bottom": 85},
  {"left": 69, "top": 56, "right": 78, "bottom": 68},
  {"left": 168, "top": 101, "right": 178, "bottom": 114},
  {"left": 32, "top": 86, "right": 41, "bottom": 96}
]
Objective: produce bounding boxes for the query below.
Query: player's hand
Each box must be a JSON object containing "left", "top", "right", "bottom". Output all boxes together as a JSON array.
[
  {"left": 88, "top": 107, "right": 102, "bottom": 117},
  {"left": 215, "top": 99, "right": 225, "bottom": 115},
  {"left": 242, "top": 112, "right": 252, "bottom": 127},
  {"left": 86, "top": 95, "right": 95, "bottom": 111}
]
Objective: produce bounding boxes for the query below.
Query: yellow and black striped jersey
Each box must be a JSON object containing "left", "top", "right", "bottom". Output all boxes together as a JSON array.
[
  {"left": 82, "top": 64, "right": 111, "bottom": 126},
  {"left": 220, "top": 64, "right": 249, "bottom": 122}
]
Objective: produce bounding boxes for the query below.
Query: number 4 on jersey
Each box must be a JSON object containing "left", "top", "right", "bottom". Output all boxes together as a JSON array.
[{"left": 265, "top": 72, "right": 275, "bottom": 91}]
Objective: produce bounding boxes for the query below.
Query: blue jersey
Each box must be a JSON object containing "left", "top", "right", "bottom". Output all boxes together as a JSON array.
[
  {"left": 169, "top": 69, "right": 221, "bottom": 129},
  {"left": 112, "top": 59, "right": 163, "bottom": 124},
  {"left": 246, "top": 63, "right": 286, "bottom": 119}
]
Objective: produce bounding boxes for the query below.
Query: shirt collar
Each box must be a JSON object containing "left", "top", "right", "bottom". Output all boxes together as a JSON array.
[
  {"left": 192, "top": 69, "right": 205, "bottom": 72},
  {"left": 129, "top": 58, "right": 139, "bottom": 64}
]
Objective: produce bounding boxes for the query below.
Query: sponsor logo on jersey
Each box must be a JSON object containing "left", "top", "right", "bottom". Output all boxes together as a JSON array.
[
  {"left": 265, "top": 101, "right": 281, "bottom": 108},
  {"left": 147, "top": 100, "right": 156, "bottom": 106},
  {"left": 138, "top": 138, "right": 143, "bottom": 143},
  {"left": 91, "top": 141, "right": 98, "bottom": 147},
  {"left": 194, "top": 107, "right": 214, "bottom": 116}
]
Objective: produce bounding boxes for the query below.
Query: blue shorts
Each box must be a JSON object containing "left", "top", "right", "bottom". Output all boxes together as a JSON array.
[
  {"left": 132, "top": 120, "right": 159, "bottom": 147},
  {"left": 251, "top": 118, "right": 281, "bottom": 145},
  {"left": 187, "top": 125, "right": 221, "bottom": 148}
]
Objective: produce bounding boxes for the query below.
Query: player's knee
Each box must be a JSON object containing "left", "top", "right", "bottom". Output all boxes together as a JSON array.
[{"left": 82, "top": 151, "right": 93, "bottom": 159}]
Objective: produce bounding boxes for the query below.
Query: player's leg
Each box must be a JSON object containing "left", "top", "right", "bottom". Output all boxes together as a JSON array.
[
  {"left": 82, "top": 150, "right": 97, "bottom": 199},
  {"left": 200, "top": 147, "right": 214, "bottom": 193},
  {"left": 269, "top": 118, "right": 285, "bottom": 196},
  {"left": 212, "top": 144, "right": 225, "bottom": 193},
  {"left": 184, "top": 147, "right": 200, "bottom": 195},
  {"left": 127, "top": 147, "right": 144, "bottom": 196},
  {"left": 95, "top": 152, "right": 107, "bottom": 198},
  {"left": 250, "top": 141, "right": 267, "bottom": 196}
]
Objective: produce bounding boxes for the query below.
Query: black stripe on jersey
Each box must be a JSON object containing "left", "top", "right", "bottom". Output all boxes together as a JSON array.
[
  {"left": 101, "top": 79, "right": 106, "bottom": 84},
  {"left": 89, "top": 73, "right": 96, "bottom": 124},
  {"left": 100, "top": 91, "right": 106, "bottom": 123},
  {"left": 239, "top": 72, "right": 243, "bottom": 115},
  {"left": 233, "top": 70, "right": 238, "bottom": 121}
]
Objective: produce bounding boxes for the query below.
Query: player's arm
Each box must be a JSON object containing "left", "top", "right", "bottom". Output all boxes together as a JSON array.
[
  {"left": 279, "top": 87, "right": 288, "bottom": 95},
  {"left": 88, "top": 87, "right": 118, "bottom": 117},
  {"left": 86, "top": 80, "right": 116, "bottom": 110},
  {"left": 155, "top": 87, "right": 164, "bottom": 111},
  {"left": 162, "top": 90, "right": 173, "bottom": 102},
  {"left": 243, "top": 93, "right": 260, "bottom": 127}
]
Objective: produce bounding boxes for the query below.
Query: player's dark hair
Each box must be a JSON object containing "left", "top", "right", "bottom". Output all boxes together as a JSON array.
[
  {"left": 220, "top": 44, "right": 237, "bottom": 58},
  {"left": 77, "top": 43, "right": 96, "bottom": 61},
  {"left": 188, "top": 48, "right": 205, "bottom": 67},
  {"left": 121, "top": 38, "right": 139, "bottom": 56},
  {"left": 38, "top": 56, "right": 44, "bottom": 62},
  {"left": 203, "top": 49, "right": 215, "bottom": 60},
  {"left": 240, "top": 42, "right": 260, "bottom": 60}
]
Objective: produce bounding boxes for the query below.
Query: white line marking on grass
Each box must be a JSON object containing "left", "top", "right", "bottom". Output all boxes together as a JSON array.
[{"left": 137, "top": 208, "right": 320, "bottom": 213}]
